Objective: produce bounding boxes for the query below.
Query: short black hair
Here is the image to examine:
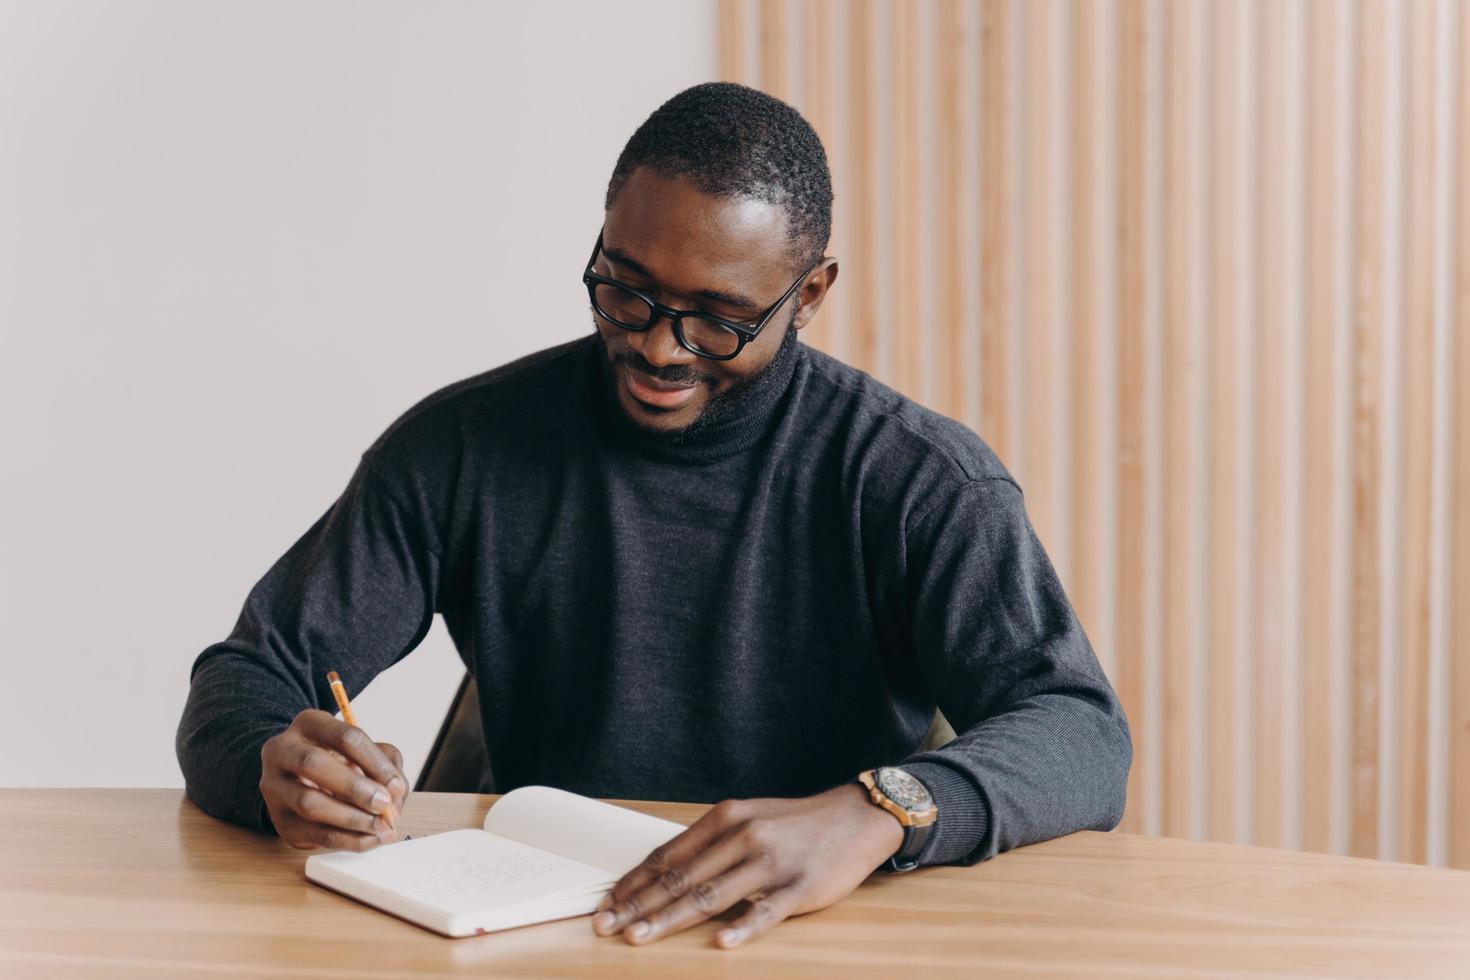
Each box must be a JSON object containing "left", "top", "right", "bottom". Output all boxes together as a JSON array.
[{"left": 605, "top": 82, "right": 833, "bottom": 273}]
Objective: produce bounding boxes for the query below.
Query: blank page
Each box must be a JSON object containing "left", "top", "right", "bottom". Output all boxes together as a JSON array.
[{"left": 482, "top": 786, "right": 687, "bottom": 875}]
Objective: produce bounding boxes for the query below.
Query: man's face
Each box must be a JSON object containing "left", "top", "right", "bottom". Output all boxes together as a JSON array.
[{"left": 590, "top": 167, "right": 833, "bottom": 435}]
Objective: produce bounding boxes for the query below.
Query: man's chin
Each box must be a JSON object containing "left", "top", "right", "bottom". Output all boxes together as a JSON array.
[{"left": 592, "top": 330, "right": 722, "bottom": 438}]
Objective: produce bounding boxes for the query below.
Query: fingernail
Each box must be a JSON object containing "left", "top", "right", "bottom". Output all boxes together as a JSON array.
[
  {"left": 388, "top": 776, "right": 407, "bottom": 796},
  {"left": 718, "top": 928, "right": 742, "bottom": 947},
  {"left": 378, "top": 829, "right": 396, "bottom": 843},
  {"left": 592, "top": 911, "right": 615, "bottom": 933},
  {"left": 371, "top": 789, "right": 390, "bottom": 810},
  {"left": 628, "top": 922, "right": 649, "bottom": 940}
]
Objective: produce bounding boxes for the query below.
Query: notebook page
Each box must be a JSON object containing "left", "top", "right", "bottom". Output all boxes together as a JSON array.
[
  {"left": 309, "top": 828, "right": 613, "bottom": 918},
  {"left": 482, "top": 786, "right": 687, "bottom": 875}
]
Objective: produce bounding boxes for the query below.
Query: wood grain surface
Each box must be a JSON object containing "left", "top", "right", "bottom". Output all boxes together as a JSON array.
[{"left": 3, "top": 789, "right": 1469, "bottom": 978}]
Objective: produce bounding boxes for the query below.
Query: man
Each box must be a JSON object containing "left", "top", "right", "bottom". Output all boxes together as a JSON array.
[{"left": 177, "top": 82, "right": 1132, "bottom": 950}]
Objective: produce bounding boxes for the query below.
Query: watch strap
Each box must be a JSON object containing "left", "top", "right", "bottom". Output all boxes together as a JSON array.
[{"left": 885, "top": 817, "right": 932, "bottom": 872}]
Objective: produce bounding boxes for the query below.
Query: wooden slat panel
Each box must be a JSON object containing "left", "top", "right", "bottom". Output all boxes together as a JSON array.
[
  {"left": 1068, "top": 0, "right": 1106, "bottom": 682},
  {"left": 1115, "top": 0, "right": 1148, "bottom": 837},
  {"left": 1454, "top": 0, "right": 1470, "bottom": 874},
  {"left": 937, "top": 0, "right": 972, "bottom": 425},
  {"left": 848, "top": 0, "right": 880, "bottom": 375},
  {"left": 979, "top": 0, "right": 1015, "bottom": 468},
  {"left": 1206, "top": 0, "right": 1246, "bottom": 847},
  {"left": 1396, "top": 0, "right": 1436, "bottom": 869},
  {"left": 801, "top": 0, "right": 839, "bottom": 356},
  {"left": 890, "top": 0, "right": 923, "bottom": 401},
  {"left": 1350, "top": 0, "right": 1386, "bottom": 862},
  {"left": 725, "top": 0, "right": 1463, "bottom": 868},
  {"left": 1301, "top": 0, "right": 1345, "bottom": 857},
  {"left": 758, "top": 0, "right": 789, "bottom": 100},
  {"left": 718, "top": 0, "right": 746, "bottom": 84}
]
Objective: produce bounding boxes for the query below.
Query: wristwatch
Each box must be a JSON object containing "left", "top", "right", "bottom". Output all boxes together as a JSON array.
[{"left": 856, "top": 766, "right": 938, "bottom": 873}]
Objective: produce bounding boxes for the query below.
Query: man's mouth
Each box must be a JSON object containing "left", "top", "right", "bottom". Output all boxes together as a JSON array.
[{"left": 623, "top": 366, "right": 701, "bottom": 410}]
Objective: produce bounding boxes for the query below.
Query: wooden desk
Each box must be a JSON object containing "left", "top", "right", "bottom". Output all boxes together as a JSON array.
[{"left": 2, "top": 789, "right": 1468, "bottom": 977}]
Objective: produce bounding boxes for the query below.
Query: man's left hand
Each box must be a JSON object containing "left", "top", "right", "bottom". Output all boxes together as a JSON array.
[{"left": 591, "top": 781, "right": 906, "bottom": 949}]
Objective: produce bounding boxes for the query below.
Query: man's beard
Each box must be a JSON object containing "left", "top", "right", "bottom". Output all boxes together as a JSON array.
[{"left": 592, "top": 307, "right": 800, "bottom": 444}]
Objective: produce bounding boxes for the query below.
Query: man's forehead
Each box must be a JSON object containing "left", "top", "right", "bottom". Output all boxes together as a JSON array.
[{"left": 603, "top": 170, "right": 794, "bottom": 295}]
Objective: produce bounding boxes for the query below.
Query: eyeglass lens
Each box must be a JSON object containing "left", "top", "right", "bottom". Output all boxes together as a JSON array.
[{"left": 591, "top": 282, "right": 742, "bottom": 357}]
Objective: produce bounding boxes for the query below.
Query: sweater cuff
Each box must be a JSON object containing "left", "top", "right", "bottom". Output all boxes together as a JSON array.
[{"left": 898, "top": 760, "right": 990, "bottom": 866}]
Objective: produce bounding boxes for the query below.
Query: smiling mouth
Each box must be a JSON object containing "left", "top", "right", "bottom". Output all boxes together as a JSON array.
[{"left": 623, "top": 367, "right": 700, "bottom": 410}]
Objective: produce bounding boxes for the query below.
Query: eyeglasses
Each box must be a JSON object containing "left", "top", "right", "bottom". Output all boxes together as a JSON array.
[{"left": 582, "top": 227, "right": 815, "bottom": 361}]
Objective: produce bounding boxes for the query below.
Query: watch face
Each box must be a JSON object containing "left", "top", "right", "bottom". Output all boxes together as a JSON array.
[{"left": 875, "top": 767, "right": 933, "bottom": 812}]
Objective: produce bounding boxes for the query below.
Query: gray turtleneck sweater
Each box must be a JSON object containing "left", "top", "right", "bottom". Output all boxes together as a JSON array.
[{"left": 176, "top": 333, "right": 1133, "bottom": 867}]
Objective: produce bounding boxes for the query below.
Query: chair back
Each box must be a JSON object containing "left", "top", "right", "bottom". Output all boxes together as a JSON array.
[{"left": 415, "top": 672, "right": 956, "bottom": 793}]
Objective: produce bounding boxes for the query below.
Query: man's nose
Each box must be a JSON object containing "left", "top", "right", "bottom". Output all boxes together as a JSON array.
[{"left": 628, "top": 314, "right": 694, "bottom": 368}]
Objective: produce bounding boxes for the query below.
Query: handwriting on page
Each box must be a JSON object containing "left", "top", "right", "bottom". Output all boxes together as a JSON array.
[{"left": 396, "top": 848, "right": 570, "bottom": 904}]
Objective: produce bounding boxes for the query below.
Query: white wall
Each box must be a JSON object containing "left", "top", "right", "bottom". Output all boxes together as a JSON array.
[{"left": 0, "top": 0, "right": 715, "bottom": 787}]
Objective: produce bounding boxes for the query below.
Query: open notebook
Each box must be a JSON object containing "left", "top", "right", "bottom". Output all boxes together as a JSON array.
[{"left": 304, "top": 785, "right": 686, "bottom": 937}]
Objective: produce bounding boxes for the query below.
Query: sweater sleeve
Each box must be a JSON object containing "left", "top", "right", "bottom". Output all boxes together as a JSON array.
[
  {"left": 175, "top": 452, "right": 442, "bottom": 831},
  {"left": 897, "top": 476, "right": 1133, "bottom": 866}
]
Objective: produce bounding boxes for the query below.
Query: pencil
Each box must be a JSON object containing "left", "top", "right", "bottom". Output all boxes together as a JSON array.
[
  {"left": 326, "top": 670, "right": 359, "bottom": 727},
  {"left": 326, "top": 670, "right": 397, "bottom": 831}
]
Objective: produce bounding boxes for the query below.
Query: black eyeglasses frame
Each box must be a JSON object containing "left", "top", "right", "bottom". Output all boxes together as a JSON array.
[{"left": 581, "top": 227, "right": 815, "bottom": 361}]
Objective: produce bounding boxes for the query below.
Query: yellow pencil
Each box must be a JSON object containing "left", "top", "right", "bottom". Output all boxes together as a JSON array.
[
  {"left": 326, "top": 670, "right": 396, "bottom": 830},
  {"left": 326, "top": 670, "right": 359, "bottom": 727}
]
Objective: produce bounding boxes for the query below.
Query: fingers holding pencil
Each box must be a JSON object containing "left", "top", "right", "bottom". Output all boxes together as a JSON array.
[
  {"left": 258, "top": 675, "right": 409, "bottom": 852},
  {"left": 260, "top": 711, "right": 404, "bottom": 851},
  {"left": 325, "top": 671, "right": 407, "bottom": 829}
]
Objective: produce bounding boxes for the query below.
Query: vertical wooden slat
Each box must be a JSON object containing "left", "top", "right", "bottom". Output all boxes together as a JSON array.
[
  {"left": 1253, "top": 0, "right": 1288, "bottom": 851},
  {"left": 1350, "top": 0, "right": 1386, "bottom": 862},
  {"left": 801, "top": 0, "right": 838, "bottom": 356},
  {"left": 1160, "top": 0, "right": 1202, "bottom": 841},
  {"left": 1396, "top": 0, "right": 1436, "bottom": 869},
  {"left": 1301, "top": 0, "right": 1344, "bottom": 857},
  {"left": 759, "top": 0, "right": 789, "bottom": 101},
  {"left": 1453, "top": 0, "right": 1470, "bottom": 874},
  {"left": 1069, "top": 0, "right": 1105, "bottom": 681},
  {"left": 1116, "top": 0, "right": 1148, "bottom": 837},
  {"left": 718, "top": 0, "right": 746, "bottom": 85},
  {"left": 848, "top": 0, "right": 879, "bottom": 376},
  {"left": 980, "top": 0, "right": 1014, "bottom": 467},
  {"left": 1281, "top": 1, "right": 1306, "bottom": 853},
  {"left": 1023, "top": 0, "right": 1061, "bottom": 554},
  {"left": 891, "top": 0, "right": 923, "bottom": 401},
  {"left": 1206, "top": 0, "right": 1244, "bottom": 847},
  {"left": 937, "top": 0, "right": 972, "bottom": 424}
]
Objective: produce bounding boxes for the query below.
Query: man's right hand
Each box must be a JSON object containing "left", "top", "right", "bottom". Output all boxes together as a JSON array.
[{"left": 260, "top": 708, "right": 408, "bottom": 851}]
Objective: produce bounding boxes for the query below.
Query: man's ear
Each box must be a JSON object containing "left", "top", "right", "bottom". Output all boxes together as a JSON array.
[{"left": 791, "top": 258, "right": 839, "bottom": 333}]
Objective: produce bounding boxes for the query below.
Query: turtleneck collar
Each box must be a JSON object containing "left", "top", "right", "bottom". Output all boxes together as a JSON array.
[{"left": 585, "top": 328, "right": 805, "bottom": 465}]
